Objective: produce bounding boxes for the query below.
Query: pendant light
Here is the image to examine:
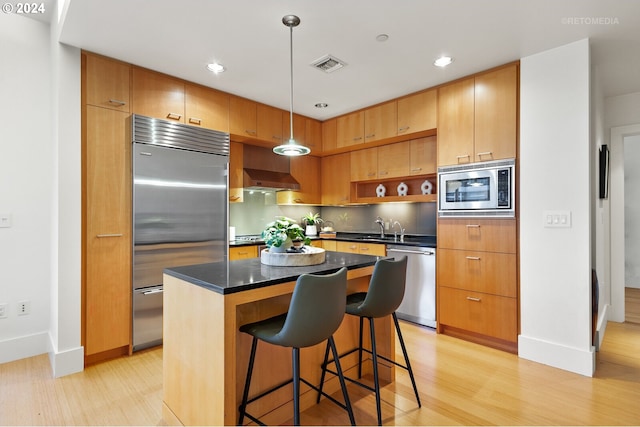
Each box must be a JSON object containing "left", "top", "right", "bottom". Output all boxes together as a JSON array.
[{"left": 273, "top": 14, "right": 311, "bottom": 156}]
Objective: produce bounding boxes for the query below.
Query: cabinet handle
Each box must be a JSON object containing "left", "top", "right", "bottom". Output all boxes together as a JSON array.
[
  {"left": 108, "top": 99, "right": 126, "bottom": 106},
  {"left": 411, "top": 167, "right": 422, "bottom": 172},
  {"left": 477, "top": 151, "right": 493, "bottom": 157},
  {"left": 466, "top": 256, "right": 481, "bottom": 260},
  {"left": 294, "top": 198, "right": 304, "bottom": 203},
  {"left": 229, "top": 195, "right": 240, "bottom": 201},
  {"left": 367, "top": 172, "right": 376, "bottom": 177},
  {"left": 166, "top": 112, "right": 182, "bottom": 120},
  {"left": 398, "top": 126, "right": 410, "bottom": 133},
  {"left": 365, "top": 133, "right": 375, "bottom": 139},
  {"left": 360, "top": 247, "right": 369, "bottom": 251},
  {"left": 352, "top": 136, "right": 363, "bottom": 141},
  {"left": 379, "top": 171, "right": 388, "bottom": 175},
  {"left": 272, "top": 135, "right": 282, "bottom": 141},
  {"left": 457, "top": 154, "right": 471, "bottom": 159},
  {"left": 188, "top": 117, "right": 202, "bottom": 125},
  {"left": 245, "top": 130, "right": 257, "bottom": 135},
  {"left": 466, "top": 297, "right": 482, "bottom": 302},
  {"left": 466, "top": 224, "right": 481, "bottom": 228},
  {"left": 237, "top": 251, "right": 248, "bottom": 255},
  {"left": 97, "top": 233, "right": 123, "bottom": 238}
]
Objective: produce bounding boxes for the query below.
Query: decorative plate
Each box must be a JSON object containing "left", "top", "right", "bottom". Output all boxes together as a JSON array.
[{"left": 376, "top": 184, "right": 386, "bottom": 197}]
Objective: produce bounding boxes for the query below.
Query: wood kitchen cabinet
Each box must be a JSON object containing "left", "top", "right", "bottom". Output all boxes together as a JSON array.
[
  {"left": 257, "top": 104, "right": 284, "bottom": 146},
  {"left": 184, "top": 84, "right": 229, "bottom": 132},
  {"left": 350, "top": 142, "right": 410, "bottom": 181},
  {"left": 409, "top": 136, "right": 437, "bottom": 176},
  {"left": 436, "top": 218, "right": 518, "bottom": 352},
  {"left": 364, "top": 101, "right": 397, "bottom": 143},
  {"left": 282, "top": 114, "right": 323, "bottom": 153},
  {"left": 336, "top": 241, "right": 386, "bottom": 256},
  {"left": 83, "top": 105, "right": 132, "bottom": 360},
  {"left": 397, "top": 89, "right": 437, "bottom": 135},
  {"left": 229, "top": 245, "right": 258, "bottom": 260},
  {"left": 83, "top": 53, "right": 130, "bottom": 112},
  {"left": 337, "top": 111, "right": 365, "bottom": 148},
  {"left": 305, "top": 118, "right": 323, "bottom": 153},
  {"left": 229, "top": 95, "right": 257, "bottom": 138},
  {"left": 132, "top": 67, "right": 185, "bottom": 122},
  {"left": 322, "top": 118, "right": 338, "bottom": 152},
  {"left": 277, "top": 155, "right": 321, "bottom": 205},
  {"left": 438, "top": 64, "right": 518, "bottom": 166},
  {"left": 229, "top": 141, "right": 244, "bottom": 203},
  {"left": 321, "top": 153, "right": 351, "bottom": 205}
]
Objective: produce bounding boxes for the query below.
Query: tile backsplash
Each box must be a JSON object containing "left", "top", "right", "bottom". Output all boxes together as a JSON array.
[{"left": 229, "top": 190, "right": 437, "bottom": 236}]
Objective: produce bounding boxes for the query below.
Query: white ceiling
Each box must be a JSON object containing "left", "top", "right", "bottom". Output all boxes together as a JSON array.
[{"left": 56, "top": 0, "right": 640, "bottom": 120}]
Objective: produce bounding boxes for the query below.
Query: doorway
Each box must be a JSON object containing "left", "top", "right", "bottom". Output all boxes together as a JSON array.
[{"left": 610, "top": 124, "right": 640, "bottom": 323}]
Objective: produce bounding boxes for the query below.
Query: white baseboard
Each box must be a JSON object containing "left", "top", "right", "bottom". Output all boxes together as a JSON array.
[
  {"left": 518, "top": 335, "right": 596, "bottom": 377},
  {"left": 0, "top": 332, "right": 49, "bottom": 364},
  {"left": 48, "top": 342, "right": 84, "bottom": 378},
  {"left": 595, "top": 303, "right": 610, "bottom": 351}
]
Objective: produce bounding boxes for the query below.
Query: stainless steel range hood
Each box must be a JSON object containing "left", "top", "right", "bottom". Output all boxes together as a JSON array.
[{"left": 243, "top": 145, "right": 300, "bottom": 191}]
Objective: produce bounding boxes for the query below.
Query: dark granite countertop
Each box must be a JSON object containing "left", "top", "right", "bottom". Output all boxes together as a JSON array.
[
  {"left": 164, "top": 251, "right": 383, "bottom": 295},
  {"left": 230, "top": 232, "right": 436, "bottom": 248}
]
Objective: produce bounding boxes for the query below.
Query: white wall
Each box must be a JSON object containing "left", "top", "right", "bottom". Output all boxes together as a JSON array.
[
  {"left": 519, "top": 39, "right": 595, "bottom": 376},
  {"left": 0, "top": 14, "right": 55, "bottom": 362},
  {"left": 0, "top": 11, "right": 82, "bottom": 376}
]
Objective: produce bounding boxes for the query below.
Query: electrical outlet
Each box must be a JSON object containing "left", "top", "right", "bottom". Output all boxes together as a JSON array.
[
  {"left": 17, "top": 300, "right": 30, "bottom": 316},
  {"left": 0, "top": 303, "right": 8, "bottom": 319}
]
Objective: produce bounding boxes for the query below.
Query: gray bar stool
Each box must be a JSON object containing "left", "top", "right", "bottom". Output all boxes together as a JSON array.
[
  {"left": 238, "top": 267, "right": 355, "bottom": 426},
  {"left": 317, "top": 257, "right": 421, "bottom": 425}
]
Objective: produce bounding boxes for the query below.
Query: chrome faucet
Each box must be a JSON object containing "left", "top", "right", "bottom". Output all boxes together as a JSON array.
[
  {"left": 375, "top": 216, "right": 385, "bottom": 238},
  {"left": 392, "top": 220, "right": 405, "bottom": 242}
]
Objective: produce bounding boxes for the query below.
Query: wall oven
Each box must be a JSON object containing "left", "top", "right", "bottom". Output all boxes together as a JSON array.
[{"left": 438, "top": 158, "right": 515, "bottom": 217}]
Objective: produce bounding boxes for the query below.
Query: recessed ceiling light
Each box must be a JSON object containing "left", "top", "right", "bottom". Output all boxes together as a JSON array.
[
  {"left": 206, "top": 63, "right": 225, "bottom": 73},
  {"left": 376, "top": 34, "right": 389, "bottom": 42},
  {"left": 315, "top": 103, "right": 328, "bottom": 108},
  {"left": 434, "top": 56, "right": 454, "bottom": 67}
]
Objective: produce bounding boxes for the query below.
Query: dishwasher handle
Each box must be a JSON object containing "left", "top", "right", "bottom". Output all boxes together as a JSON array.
[{"left": 387, "top": 247, "right": 435, "bottom": 256}]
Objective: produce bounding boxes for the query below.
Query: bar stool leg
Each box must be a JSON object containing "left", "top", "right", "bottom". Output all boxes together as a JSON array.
[
  {"left": 368, "top": 317, "right": 382, "bottom": 426},
  {"left": 393, "top": 313, "right": 421, "bottom": 407},
  {"left": 292, "top": 347, "right": 301, "bottom": 426},
  {"left": 238, "top": 336, "right": 258, "bottom": 425},
  {"left": 316, "top": 340, "right": 331, "bottom": 404},
  {"left": 357, "top": 316, "right": 364, "bottom": 379},
  {"left": 328, "top": 336, "right": 356, "bottom": 426}
]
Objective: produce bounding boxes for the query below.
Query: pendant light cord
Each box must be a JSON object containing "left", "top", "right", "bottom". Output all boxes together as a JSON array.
[{"left": 289, "top": 23, "right": 294, "bottom": 142}]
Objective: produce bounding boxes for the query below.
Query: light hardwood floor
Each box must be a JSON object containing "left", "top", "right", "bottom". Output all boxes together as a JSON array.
[{"left": 1, "top": 320, "right": 639, "bottom": 426}]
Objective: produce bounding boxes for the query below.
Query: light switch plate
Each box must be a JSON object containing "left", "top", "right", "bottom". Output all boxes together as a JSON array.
[
  {"left": 544, "top": 210, "right": 571, "bottom": 228},
  {"left": 0, "top": 213, "right": 11, "bottom": 228}
]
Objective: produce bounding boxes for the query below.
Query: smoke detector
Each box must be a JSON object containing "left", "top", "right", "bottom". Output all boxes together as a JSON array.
[{"left": 311, "top": 54, "right": 347, "bottom": 73}]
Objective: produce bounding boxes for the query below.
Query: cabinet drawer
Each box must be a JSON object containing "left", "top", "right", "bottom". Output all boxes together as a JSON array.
[
  {"left": 437, "top": 218, "right": 516, "bottom": 253},
  {"left": 438, "top": 286, "right": 517, "bottom": 342},
  {"left": 229, "top": 246, "right": 258, "bottom": 260},
  {"left": 437, "top": 249, "right": 517, "bottom": 297},
  {"left": 336, "top": 241, "right": 360, "bottom": 254}
]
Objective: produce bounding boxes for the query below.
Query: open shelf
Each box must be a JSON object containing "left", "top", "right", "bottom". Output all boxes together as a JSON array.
[{"left": 351, "top": 174, "right": 437, "bottom": 204}]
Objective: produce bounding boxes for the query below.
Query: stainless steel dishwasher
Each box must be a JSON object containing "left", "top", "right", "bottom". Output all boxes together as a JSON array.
[{"left": 387, "top": 244, "right": 436, "bottom": 328}]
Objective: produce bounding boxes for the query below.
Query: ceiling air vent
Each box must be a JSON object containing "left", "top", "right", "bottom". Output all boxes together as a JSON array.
[{"left": 311, "top": 54, "right": 346, "bottom": 73}]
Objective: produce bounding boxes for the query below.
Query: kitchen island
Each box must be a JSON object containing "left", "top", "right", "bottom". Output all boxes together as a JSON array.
[{"left": 162, "top": 252, "right": 395, "bottom": 426}]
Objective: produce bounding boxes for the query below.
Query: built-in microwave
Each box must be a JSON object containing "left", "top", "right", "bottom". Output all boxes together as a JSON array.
[{"left": 438, "top": 158, "right": 515, "bottom": 217}]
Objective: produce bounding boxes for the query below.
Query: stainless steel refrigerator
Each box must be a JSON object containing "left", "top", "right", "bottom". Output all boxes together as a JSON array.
[{"left": 132, "top": 114, "right": 229, "bottom": 351}]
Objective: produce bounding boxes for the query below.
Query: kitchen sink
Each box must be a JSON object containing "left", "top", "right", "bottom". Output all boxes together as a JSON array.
[{"left": 355, "top": 235, "right": 398, "bottom": 242}]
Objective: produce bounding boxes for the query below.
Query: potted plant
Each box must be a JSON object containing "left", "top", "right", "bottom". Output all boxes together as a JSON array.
[
  {"left": 262, "top": 216, "right": 311, "bottom": 253},
  {"left": 302, "top": 212, "right": 323, "bottom": 236}
]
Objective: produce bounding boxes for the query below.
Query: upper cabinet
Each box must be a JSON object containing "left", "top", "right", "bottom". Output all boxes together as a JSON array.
[
  {"left": 321, "top": 153, "right": 351, "bottom": 205},
  {"left": 322, "top": 118, "right": 338, "bottom": 152},
  {"left": 409, "top": 136, "right": 437, "bottom": 176},
  {"left": 184, "top": 84, "right": 229, "bottom": 132},
  {"left": 257, "top": 104, "right": 284, "bottom": 146},
  {"left": 397, "top": 89, "right": 437, "bottom": 135},
  {"left": 337, "top": 111, "right": 365, "bottom": 148},
  {"left": 84, "top": 53, "right": 131, "bottom": 112},
  {"left": 276, "top": 155, "right": 321, "bottom": 205},
  {"left": 229, "top": 96, "right": 257, "bottom": 138},
  {"left": 283, "top": 113, "right": 322, "bottom": 153},
  {"left": 132, "top": 67, "right": 185, "bottom": 122},
  {"left": 438, "top": 64, "right": 518, "bottom": 166},
  {"left": 364, "top": 101, "right": 397, "bottom": 143}
]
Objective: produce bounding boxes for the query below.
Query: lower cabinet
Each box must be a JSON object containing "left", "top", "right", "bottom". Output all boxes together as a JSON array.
[
  {"left": 437, "top": 218, "right": 518, "bottom": 353},
  {"left": 336, "top": 241, "right": 386, "bottom": 256},
  {"left": 229, "top": 246, "right": 258, "bottom": 260}
]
